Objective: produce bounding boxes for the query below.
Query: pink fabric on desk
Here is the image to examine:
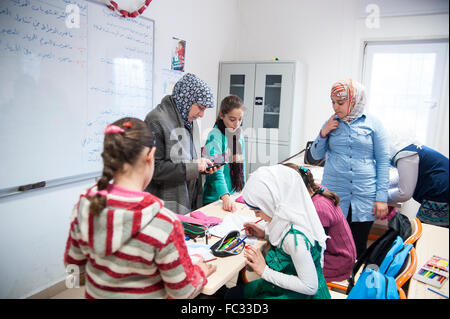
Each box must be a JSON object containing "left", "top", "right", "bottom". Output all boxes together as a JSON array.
[
  {"left": 176, "top": 211, "right": 222, "bottom": 227},
  {"left": 235, "top": 196, "right": 245, "bottom": 204}
]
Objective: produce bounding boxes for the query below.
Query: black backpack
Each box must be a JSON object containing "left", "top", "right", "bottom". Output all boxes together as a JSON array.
[{"left": 346, "top": 213, "right": 412, "bottom": 294}]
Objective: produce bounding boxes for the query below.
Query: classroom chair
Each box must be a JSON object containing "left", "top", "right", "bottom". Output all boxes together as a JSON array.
[{"left": 326, "top": 217, "right": 423, "bottom": 298}]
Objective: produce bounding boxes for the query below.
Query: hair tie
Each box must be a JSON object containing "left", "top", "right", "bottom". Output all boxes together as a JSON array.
[
  {"left": 104, "top": 125, "right": 125, "bottom": 134},
  {"left": 122, "top": 121, "right": 132, "bottom": 128},
  {"left": 320, "top": 187, "right": 325, "bottom": 192},
  {"left": 299, "top": 165, "right": 308, "bottom": 173}
]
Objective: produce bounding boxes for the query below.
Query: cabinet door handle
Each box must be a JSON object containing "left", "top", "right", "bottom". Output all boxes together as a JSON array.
[{"left": 255, "top": 96, "right": 263, "bottom": 105}]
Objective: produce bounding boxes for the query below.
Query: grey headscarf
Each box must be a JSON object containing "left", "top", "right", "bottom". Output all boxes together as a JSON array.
[{"left": 171, "top": 73, "right": 215, "bottom": 130}]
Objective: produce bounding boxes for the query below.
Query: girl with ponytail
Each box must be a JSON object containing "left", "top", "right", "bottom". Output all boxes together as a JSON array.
[
  {"left": 283, "top": 163, "right": 357, "bottom": 283},
  {"left": 64, "top": 117, "right": 215, "bottom": 299}
]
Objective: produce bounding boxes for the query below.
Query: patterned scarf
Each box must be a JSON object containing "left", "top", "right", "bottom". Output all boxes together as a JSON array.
[
  {"left": 171, "top": 73, "right": 215, "bottom": 130},
  {"left": 331, "top": 79, "right": 366, "bottom": 124}
]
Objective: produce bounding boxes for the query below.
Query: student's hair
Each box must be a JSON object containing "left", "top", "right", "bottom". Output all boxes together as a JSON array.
[
  {"left": 214, "top": 95, "right": 246, "bottom": 192},
  {"left": 89, "top": 117, "right": 155, "bottom": 215},
  {"left": 215, "top": 94, "right": 246, "bottom": 123},
  {"left": 283, "top": 163, "right": 340, "bottom": 206}
]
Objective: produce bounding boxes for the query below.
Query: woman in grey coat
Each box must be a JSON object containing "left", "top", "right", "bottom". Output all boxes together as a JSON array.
[{"left": 145, "top": 73, "right": 217, "bottom": 214}]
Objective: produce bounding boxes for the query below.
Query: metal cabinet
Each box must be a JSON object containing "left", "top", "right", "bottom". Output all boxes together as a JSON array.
[{"left": 218, "top": 61, "right": 305, "bottom": 176}]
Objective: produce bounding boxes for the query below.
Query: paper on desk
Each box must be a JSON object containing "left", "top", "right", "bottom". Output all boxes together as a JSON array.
[
  {"left": 208, "top": 213, "right": 266, "bottom": 238},
  {"left": 186, "top": 242, "right": 215, "bottom": 264}
]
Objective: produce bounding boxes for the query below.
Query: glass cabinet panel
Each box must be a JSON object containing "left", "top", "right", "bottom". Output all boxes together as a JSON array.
[
  {"left": 263, "top": 74, "right": 282, "bottom": 128},
  {"left": 229, "top": 74, "right": 245, "bottom": 101}
]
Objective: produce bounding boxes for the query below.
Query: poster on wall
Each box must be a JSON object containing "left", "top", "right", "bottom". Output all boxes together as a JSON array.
[{"left": 171, "top": 37, "right": 186, "bottom": 72}]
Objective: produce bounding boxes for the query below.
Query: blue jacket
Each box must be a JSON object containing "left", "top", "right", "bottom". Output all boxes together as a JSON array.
[
  {"left": 311, "top": 114, "right": 390, "bottom": 222},
  {"left": 393, "top": 144, "right": 449, "bottom": 204}
]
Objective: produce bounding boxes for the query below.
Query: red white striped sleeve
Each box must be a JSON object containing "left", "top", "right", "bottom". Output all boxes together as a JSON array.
[
  {"left": 154, "top": 217, "right": 207, "bottom": 298},
  {"left": 64, "top": 210, "right": 87, "bottom": 272}
]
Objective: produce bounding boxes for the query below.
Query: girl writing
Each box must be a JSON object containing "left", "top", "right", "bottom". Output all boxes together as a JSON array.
[{"left": 226, "top": 164, "right": 331, "bottom": 299}]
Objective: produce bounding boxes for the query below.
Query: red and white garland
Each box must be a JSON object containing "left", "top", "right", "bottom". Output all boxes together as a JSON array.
[{"left": 106, "top": 0, "right": 153, "bottom": 18}]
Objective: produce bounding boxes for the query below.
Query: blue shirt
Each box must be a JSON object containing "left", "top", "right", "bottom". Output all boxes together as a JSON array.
[{"left": 311, "top": 114, "right": 390, "bottom": 222}]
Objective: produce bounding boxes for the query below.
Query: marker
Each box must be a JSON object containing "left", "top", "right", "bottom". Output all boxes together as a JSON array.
[
  {"left": 227, "top": 236, "right": 247, "bottom": 252},
  {"left": 427, "top": 287, "right": 449, "bottom": 299},
  {"left": 219, "top": 237, "right": 235, "bottom": 250}
]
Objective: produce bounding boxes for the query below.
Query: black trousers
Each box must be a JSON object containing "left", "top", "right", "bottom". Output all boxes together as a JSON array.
[{"left": 347, "top": 205, "right": 374, "bottom": 259}]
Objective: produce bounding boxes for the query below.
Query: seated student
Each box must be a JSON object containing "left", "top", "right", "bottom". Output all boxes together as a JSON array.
[
  {"left": 64, "top": 117, "right": 216, "bottom": 299},
  {"left": 283, "top": 163, "right": 356, "bottom": 282},
  {"left": 226, "top": 164, "right": 331, "bottom": 299},
  {"left": 203, "top": 95, "right": 246, "bottom": 212}
]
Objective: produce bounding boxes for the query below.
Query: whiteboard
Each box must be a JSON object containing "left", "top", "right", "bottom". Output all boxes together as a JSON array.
[{"left": 0, "top": 0, "right": 154, "bottom": 191}]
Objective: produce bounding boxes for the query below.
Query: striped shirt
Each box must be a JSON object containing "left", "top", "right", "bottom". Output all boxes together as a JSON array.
[{"left": 64, "top": 184, "right": 207, "bottom": 299}]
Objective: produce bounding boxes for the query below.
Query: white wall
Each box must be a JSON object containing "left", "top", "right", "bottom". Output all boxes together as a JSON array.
[
  {"left": 236, "top": 0, "right": 449, "bottom": 155},
  {"left": 0, "top": 0, "right": 239, "bottom": 299}
]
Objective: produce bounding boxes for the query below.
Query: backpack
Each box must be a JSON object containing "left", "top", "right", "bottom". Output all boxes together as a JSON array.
[
  {"left": 346, "top": 213, "right": 412, "bottom": 297},
  {"left": 304, "top": 141, "right": 326, "bottom": 167},
  {"left": 347, "top": 236, "right": 413, "bottom": 299}
]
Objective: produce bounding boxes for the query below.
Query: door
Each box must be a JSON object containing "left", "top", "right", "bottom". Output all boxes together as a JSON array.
[
  {"left": 218, "top": 63, "right": 256, "bottom": 138},
  {"left": 253, "top": 63, "right": 294, "bottom": 143}
]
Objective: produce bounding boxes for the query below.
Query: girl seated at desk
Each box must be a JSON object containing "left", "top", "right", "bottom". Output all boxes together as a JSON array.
[
  {"left": 202, "top": 94, "right": 246, "bottom": 212},
  {"left": 283, "top": 163, "right": 356, "bottom": 283},
  {"left": 226, "top": 164, "right": 331, "bottom": 299},
  {"left": 64, "top": 117, "right": 215, "bottom": 299}
]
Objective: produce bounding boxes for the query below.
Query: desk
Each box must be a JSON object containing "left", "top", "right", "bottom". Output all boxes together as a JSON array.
[
  {"left": 407, "top": 224, "right": 449, "bottom": 299},
  {"left": 195, "top": 193, "right": 267, "bottom": 295}
]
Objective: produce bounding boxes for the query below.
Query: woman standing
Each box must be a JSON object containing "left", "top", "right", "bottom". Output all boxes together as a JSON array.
[
  {"left": 145, "top": 73, "right": 217, "bottom": 215},
  {"left": 310, "top": 79, "right": 390, "bottom": 258}
]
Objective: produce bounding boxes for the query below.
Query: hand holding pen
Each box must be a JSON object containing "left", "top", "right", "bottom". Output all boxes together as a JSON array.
[{"left": 242, "top": 219, "right": 265, "bottom": 238}]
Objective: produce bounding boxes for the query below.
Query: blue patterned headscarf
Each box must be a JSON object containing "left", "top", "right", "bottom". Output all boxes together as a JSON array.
[{"left": 172, "top": 73, "right": 215, "bottom": 130}]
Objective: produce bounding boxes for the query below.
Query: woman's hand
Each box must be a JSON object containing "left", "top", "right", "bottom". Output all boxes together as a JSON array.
[
  {"left": 243, "top": 222, "right": 265, "bottom": 239},
  {"left": 372, "top": 201, "right": 388, "bottom": 219},
  {"left": 244, "top": 245, "right": 266, "bottom": 276},
  {"left": 320, "top": 113, "right": 339, "bottom": 137},
  {"left": 196, "top": 258, "right": 217, "bottom": 278},
  {"left": 221, "top": 194, "right": 237, "bottom": 212},
  {"left": 197, "top": 158, "right": 218, "bottom": 174}
]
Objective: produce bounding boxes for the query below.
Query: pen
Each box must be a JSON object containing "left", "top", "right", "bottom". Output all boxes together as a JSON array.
[
  {"left": 241, "top": 219, "right": 263, "bottom": 231},
  {"left": 427, "top": 287, "right": 449, "bottom": 299},
  {"left": 205, "top": 258, "right": 217, "bottom": 263}
]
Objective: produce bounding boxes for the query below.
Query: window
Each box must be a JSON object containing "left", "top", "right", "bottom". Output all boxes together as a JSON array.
[{"left": 362, "top": 40, "right": 448, "bottom": 147}]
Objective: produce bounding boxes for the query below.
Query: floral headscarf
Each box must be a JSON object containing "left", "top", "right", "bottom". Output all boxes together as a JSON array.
[
  {"left": 331, "top": 79, "right": 366, "bottom": 124},
  {"left": 171, "top": 73, "right": 215, "bottom": 130}
]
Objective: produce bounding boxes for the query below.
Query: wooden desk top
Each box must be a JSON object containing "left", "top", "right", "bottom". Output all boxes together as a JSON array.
[
  {"left": 195, "top": 193, "right": 267, "bottom": 296},
  {"left": 408, "top": 223, "right": 449, "bottom": 299}
]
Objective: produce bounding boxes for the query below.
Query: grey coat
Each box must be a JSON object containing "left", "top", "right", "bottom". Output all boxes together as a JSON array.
[{"left": 144, "top": 95, "right": 203, "bottom": 215}]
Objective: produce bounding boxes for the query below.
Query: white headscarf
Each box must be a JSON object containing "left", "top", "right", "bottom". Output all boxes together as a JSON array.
[
  {"left": 331, "top": 79, "right": 366, "bottom": 124},
  {"left": 242, "top": 165, "right": 328, "bottom": 252}
]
